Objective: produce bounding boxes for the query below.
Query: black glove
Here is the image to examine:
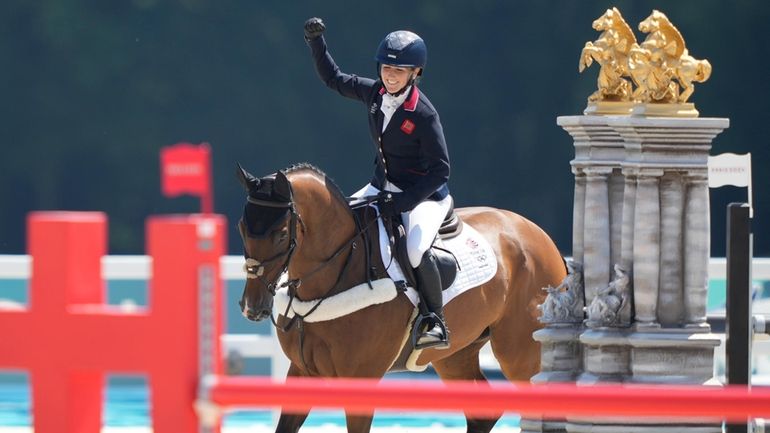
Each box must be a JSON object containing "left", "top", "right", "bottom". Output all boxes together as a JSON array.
[
  {"left": 377, "top": 191, "right": 406, "bottom": 218},
  {"left": 304, "top": 17, "right": 325, "bottom": 40}
]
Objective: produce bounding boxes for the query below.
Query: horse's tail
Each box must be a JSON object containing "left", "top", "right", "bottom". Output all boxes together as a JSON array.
[{"left": 695, "top": 59, "right": 712, "bottom": 82}]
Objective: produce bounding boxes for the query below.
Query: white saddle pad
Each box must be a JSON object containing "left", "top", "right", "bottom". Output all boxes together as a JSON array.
[{"left": 376, "top": 216, "right": 497, "bottom": 307}]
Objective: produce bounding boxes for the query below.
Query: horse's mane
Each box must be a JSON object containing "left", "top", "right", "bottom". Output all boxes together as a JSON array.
[
  {"left": 656, "top": 13, "right": 686, "bottom": 58},
  {"left": 282, "top": 162, "right": 350, "bottom": 208},
  {"left": 612, "top": 9, "right": 637, "bottom": 51}
]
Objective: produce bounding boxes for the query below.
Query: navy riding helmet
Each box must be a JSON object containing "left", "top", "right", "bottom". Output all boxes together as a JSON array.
[{"left": 375, "top": 30, "right": 427, "bottom": 73}]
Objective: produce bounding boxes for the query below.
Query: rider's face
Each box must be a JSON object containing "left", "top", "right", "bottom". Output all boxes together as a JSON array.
[{"left": 381, "top": 64, "right": 419, "bottom": 94}]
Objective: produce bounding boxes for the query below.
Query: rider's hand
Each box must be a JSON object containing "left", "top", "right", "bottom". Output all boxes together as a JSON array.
[
  {"left": 377, "top": 192, "right": 408, "bottom": 217},
  {"left": 304, "top": 17, "right": 325, "bottom": 40},
  {"left": 377, "top": 191, "right": 399, "bottom": 218}
]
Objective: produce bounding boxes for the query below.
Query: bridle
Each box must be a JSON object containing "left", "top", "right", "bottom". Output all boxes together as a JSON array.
[
  {"left": 240, "top": 191, "right": 383, "bottom": 374},
  {"left": 240, "top": 193, "right": 383, "bottom": 326},
  {"left": 241, "top": 195, "right": 301, "bottom": 297}
]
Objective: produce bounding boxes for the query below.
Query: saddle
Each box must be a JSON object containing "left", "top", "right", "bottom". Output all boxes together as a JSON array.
[
  {"left": 348, "top": 200, "right": 495, "bottom": 371},
  {"left": 383, "top": 198, "right": 462, "bottom": 293}
]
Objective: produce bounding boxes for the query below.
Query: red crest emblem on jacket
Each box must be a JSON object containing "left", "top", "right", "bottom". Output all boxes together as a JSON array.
[{"left": 400, "top": 119, "right": 415, "bottom": 135}]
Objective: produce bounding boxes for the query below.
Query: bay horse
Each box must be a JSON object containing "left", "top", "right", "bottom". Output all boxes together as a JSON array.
[{"left": 236, "top": 163, "right": 566, "bottom": 433}]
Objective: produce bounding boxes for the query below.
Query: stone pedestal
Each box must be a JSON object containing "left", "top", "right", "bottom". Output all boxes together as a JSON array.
[{"left": 525, "top": 115, "right": 728, "bottom": 433}]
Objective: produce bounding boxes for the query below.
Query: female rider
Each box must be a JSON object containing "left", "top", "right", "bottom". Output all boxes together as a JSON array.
[{"left": 304, "top": 17, "right": 452, "bottom": 349}]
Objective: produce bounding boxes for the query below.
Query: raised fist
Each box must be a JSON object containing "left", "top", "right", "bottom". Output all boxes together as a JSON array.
[{"left": 304, "top": 17, "right": 325, "bottom": 40}]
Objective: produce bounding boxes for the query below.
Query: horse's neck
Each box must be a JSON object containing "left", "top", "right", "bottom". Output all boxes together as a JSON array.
[{"left": 289, "top": 177, "right": 362, "bottom": 300}]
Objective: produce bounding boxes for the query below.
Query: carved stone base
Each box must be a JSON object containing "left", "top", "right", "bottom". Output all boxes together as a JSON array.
[
  {"left": 631, "top": 102, "right": 699, "bottom": 118},
  {"left": 521, "top": 417, "right": 569, "bottom": 433},
  {"left": 578, "top": 328, "right": 630, "bottom": 384},
  {"left": 567, "top": 419, "right": 721, "bottom": 433},
  {"left": 531, "top": 325, "right": 584, "bottom": 383},
  {"left": 583, "top": 101, "right": 635, "bottom": 116},
  {"left": 627, "top": 329, "right": 721, "bottom": 384}
]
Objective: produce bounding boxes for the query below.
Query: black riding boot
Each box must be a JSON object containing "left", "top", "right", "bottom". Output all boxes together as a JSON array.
[{"left": 414, "top": 250, "right": 450, "bottom": 350}]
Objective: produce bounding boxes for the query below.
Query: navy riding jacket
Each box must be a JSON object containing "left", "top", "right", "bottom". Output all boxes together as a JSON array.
[{"left": 306, "top": 35, "right": 450, "bottom": 212}]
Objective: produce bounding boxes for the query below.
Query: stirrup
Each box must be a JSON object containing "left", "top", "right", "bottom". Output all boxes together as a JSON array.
[{"left": 411, "top": 312, "right": 450, "bottom": 350}]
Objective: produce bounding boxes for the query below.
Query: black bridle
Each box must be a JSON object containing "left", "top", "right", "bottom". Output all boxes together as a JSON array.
[
  {"left": 241, "top": 194, "right": 383, "bottom": 324},
  {"left": 242, "top": 195, "right": 301, "bottom": 297},
  {"left": 241, "top": 192, "right": 385, "bottom": 374}
]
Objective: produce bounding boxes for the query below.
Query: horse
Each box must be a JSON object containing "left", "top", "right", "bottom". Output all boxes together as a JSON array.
[
  {"left": 634, "top": 10, "right": 711, "bottom": 103},
  {"left": 236, "top": 163, "right": 566, "bottom": 433},
  {"left": 579, "top": 7, "right": 637, "bottom": 102}
]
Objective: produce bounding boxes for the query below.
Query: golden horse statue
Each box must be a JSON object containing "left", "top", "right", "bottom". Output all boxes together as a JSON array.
[
  {"left": 630, "top": 10, "right": 712, "bottom": 103},
  {"left": 579, "top": 7, "right": 637, "bottom": 102}
]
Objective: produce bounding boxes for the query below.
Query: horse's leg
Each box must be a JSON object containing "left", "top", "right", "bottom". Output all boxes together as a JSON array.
[
  {"left": 344, "top": 412, "right": 375, "bottom": 433},
  {"left": 275, "top": 363, "right": 310, "bottom": 433},
  {"left": 432, "top": 339, "right": 500, "bottom": 433}
]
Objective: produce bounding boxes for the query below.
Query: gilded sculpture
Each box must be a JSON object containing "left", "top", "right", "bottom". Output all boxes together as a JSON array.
[
  {"left": 579, "top": 8, "right": 637, "bottom": 103},
  {"left": 580, "top": 8, "right": 711, "bottom": 117}
]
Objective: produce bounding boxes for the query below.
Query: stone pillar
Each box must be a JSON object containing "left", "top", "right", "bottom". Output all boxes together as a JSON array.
[
  {"left": 618, "top": 169, "right": 636, "bottom": 325},
  {"left": 684, "top": 174, "right": 711, "bottom": 327},
  {"left": 572, "top": 171, "right": 586, "bottom": 265},
  {"left": 658, "top": 173, "right": 686, "bottom": 326},
  {"left": 549, "top": 116, "right": 728, "bottom": 433},
  {"left": 583, "top": 167, "right": 612, "bottom": 302},
  {"left": 523, "top": 117, "right": 624, "bottom": 433},
  {"left": 632, "top": 170, "right": 663, "bottom": 328}
]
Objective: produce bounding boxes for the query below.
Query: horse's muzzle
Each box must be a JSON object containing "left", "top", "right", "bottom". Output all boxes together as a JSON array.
[{"left": 239, "top": 299, "right": 271, "bottom": 322}]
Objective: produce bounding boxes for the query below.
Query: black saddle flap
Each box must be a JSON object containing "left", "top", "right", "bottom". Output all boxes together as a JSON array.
[{"left": 433, "top": 247, "right": 457, "bottom": 291}]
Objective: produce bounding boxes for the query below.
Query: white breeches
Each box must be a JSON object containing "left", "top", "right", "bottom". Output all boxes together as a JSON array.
[{"left": 352, "top": 182, "right": 453, "bottom": 268}]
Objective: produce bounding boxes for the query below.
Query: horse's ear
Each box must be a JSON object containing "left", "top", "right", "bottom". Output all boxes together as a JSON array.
[
  {"left": 273, "top": 170, "right": 292, "bottom": 201},
  {"left": 236, "top": 163, "right": 260, "bottom": 193}
]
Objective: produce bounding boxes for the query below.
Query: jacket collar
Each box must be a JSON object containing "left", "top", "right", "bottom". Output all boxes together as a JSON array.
[{"left": 379, "top": 85, "right": 420, "bottom": 112}]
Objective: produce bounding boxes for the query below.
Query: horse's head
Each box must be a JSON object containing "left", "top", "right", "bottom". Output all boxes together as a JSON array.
[
  {"left": 639, "top": 10, "right": 665, "bottom": 34},
  {"left": 592, "top": 7, "right": 620, "bottom": 31},
  {"left": 236, "top": 164, "right": 299, "bottom": 322}
]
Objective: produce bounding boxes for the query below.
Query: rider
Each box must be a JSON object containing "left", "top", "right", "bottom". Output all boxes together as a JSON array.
[{"left": 304, "top": 17, "right": 452, "bottom": 349}]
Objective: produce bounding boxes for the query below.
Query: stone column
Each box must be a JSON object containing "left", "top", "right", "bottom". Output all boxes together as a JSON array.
[
  {"left": 632, "top": 170, "right": 663, "bottom": 328},
  {"left": 572, "top": 171, "right": 586, "bottom": 265},
  {"left": 684, "top": 174, "right": 711, "bottom": 327},
  {"left": 658, "top": 173, "right": 686, "bottom": 326},
  {"left": 618, "top": 169, "right": 637, "bottom": 325},
  {"left": 523, "top": 117, "right": 624, "bottom": 433},
  {"left": 582, "top": 167, "right": 612, "bottom": 303}
]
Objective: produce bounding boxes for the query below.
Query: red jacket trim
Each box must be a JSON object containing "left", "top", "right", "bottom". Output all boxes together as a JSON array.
[{"left": 403, "top": 87, "right": 419, "bottom": 112}]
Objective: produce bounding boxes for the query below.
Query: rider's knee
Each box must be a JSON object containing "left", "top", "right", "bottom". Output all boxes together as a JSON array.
[{"left": 407, "top": 245, "right": 424, "bottom": 268}]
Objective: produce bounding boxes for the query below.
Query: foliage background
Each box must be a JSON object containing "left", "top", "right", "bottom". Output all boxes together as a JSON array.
[{"left": 0, "top": 0, "right": 767, "bottom": 256}]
